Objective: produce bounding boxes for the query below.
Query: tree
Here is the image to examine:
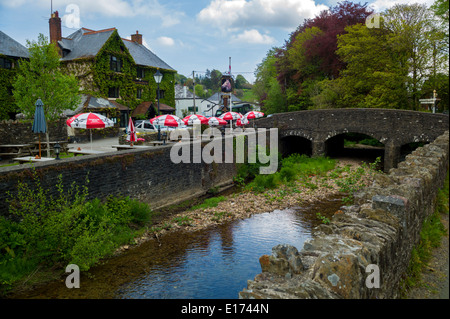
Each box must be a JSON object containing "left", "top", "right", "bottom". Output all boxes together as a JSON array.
[
  {"left": 253, "top": 48, "right": 280, "bottom": 111},
  {"left": 431, "top": 0, "right": 449, "bottom": 42},
  {"left": 235, "top": 74, "right": 249, "bottom": 89},
  {"left": 274, "top": 1, "right": 373, "bottom": 110},
  {"left": 333, "top": 23, "right": 409, "bottom": 109},
  {"left": 13, "top": 34, "right": 80, "bottom": 155},
  {"left": 383, "top": 3, "right": 447, "bottom": 109}
]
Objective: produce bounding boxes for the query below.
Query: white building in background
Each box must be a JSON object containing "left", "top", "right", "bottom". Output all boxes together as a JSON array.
[
  {"left": 175, "top": 85, "right": 203, "bottom": 118},
  {"left": 174, "top": 85, "right": 260, "bottom": 118}
]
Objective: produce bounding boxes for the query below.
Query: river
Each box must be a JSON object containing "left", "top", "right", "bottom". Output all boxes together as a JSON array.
[{"left": 8, "top": 195, "right": 344, "bottom": 299}]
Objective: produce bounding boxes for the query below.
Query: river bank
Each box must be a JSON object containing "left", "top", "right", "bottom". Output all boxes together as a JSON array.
[
  {"left": 118, "top": 157, "right": 373, "bottom": 253},
  {"left": 6, "top": 157, "right": 373, "bottom": 298}
]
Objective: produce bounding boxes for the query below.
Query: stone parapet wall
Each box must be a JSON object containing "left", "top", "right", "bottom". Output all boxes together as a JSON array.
[
  {"left": 0, "top": 139, "right": 237, "bottom": 217},
  {"left": 240, "top": 131, "right": 449, "bottom": 299},
  {"left": 0, "top": 119, "right": 67, "bottom": 145}
]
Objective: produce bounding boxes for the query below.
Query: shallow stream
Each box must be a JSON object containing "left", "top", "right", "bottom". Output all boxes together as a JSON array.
[{"left": 10, "top": 195, "right": 344, "bottom": 299}]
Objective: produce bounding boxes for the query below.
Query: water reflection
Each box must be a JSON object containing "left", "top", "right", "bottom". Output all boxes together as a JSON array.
[
  {"left": 9, "top": 196, "right": 343, "bottom": 299},
  {"left": 116, "top": 203, "right": 335, "bottom": 299}
]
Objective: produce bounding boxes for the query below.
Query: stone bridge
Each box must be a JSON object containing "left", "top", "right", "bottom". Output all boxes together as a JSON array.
[{"left": 255, "top": 108, "right": 449, "bottom": 171}]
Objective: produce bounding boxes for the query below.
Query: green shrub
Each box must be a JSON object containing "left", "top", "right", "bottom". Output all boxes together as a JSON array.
[
  {"left": 251, "top": 174, "right": 279, "bottom": 192},
  {"left": 0, "top": 169, "right": 154, "bottom": 294}
]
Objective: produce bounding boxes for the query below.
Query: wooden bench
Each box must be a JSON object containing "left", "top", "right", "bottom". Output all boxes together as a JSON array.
[
  {"left": 0, "top": 144, "right": 34, "bottom": 158},
  {"left": 30, "top": 141, "right": 70, "bottom": 155}
]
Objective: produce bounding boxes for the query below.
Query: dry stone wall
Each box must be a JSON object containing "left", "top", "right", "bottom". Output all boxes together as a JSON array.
[{"left": 239, "top": 131, "right": 449, "bottom": 299}]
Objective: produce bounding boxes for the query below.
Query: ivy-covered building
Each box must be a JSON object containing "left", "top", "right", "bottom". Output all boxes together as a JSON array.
[
  {"left": 0, "top": 30, "right": 29, "bottom": 120},
  {"left": 0, "top": 11, "right": 177, "bottom": 124},
  {"left": 49, "top": 11, "right": 176, "bottom": 126}
]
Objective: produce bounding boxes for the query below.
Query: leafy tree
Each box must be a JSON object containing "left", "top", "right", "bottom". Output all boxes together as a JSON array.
[
  {"left": 383, "top": 3, "right": 448, "bottom": 109},
  {"left": 235, "top": 74, "right": 249, "bottom": 89},
  {"left": 253, "top": 48, "right": 286, "bottom": 114},
  {"left": 431, "top": 0, "right": 449, "bottom": 42},
  {"left": 175, "top": 73, "right": 188, "bottom": 85},
  {"left": 13, "top": 33, "right": 80, "bottom": 155},
  {"left": 274, "top": 1, "right": 373, "bottom": 109},
  {"left": 333, "top": 23, "right": 409, "bottom": 109}
]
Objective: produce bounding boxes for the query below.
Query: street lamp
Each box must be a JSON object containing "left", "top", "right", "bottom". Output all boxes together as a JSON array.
[
  {"left": 154, "top": 69, "right": 163, "bottom": 141},
  {"left": 54, "top": 142, "right": 61, "bottom": 160}
]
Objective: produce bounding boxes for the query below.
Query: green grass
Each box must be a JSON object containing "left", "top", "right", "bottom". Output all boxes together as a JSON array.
[
  {"left": 190, "top": 196, "right": 227, "bottom": 210},
  {"left": 400, "top": 172, "right": 449, "bottom": 296},
  {"left": 244, "top": 154, "right": 337, "bottom": 192}
]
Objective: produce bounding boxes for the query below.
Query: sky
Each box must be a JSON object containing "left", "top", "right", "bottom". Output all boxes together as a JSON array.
[{"left": 0, "top": 0, "right": 435, "bottom": 83}]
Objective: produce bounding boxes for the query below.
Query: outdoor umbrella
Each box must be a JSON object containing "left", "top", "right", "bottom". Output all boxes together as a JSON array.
[
  {"left": 126, "top": 117, "right": 137, "bottom": 146},
  {"left": 207, "top": 117, "right": 227, "bottom": 126},
  {"left": 243, "top": 111, "right": 265, "bottom": 119},
  {"left": 243, "top": 111, "right": 264, "bottom": 128},
  {"left": 151, "top": 114, "right": 184, "bottom": 141},
  {"left": 220, "top": 112, "right": 241, "bottom": 121},
  {"left": 66, "top": 112, "right": 115, "bottom": 149},
  {"left": 32, "top": 98, "right": 47, "bottom": 159},
  {"left": 150, "top": 114, "right": 183, "bottom": 127},
  {"left": 236, "top": 116, "right": 249, "bottom": 127},
  {"left": 182, "top": 114, "right": 209, "bottom": 125},
  {"left": 220, "top": 111, "right": 242, "bottom": 132}
]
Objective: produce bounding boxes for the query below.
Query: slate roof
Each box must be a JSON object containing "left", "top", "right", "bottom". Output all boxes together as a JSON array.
[
  {"left": 0, "top": 30, "right": 29, "bottom": 58},
  {"left": 63, "top": 94, "right": 129, "bottom": 117},
  {"left": 60, "top": 28, "right": 116, "bottom": 61},
  {"left": 59, "top": 27, "right": 175, "bottom": 71},
  {"left": 123, "top": 39, "right": 174, "bottom": 71},
  {"left": 207, "top": 92, "right": 242, "bottom": 103},
  {"left": 175, "top": 84, "right": 200, "bottom": 99}
]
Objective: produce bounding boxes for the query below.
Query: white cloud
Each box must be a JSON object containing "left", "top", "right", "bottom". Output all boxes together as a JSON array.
[
  {"left": 369, "top": 0, "right": 435, "bottom": 12},
  {"left": 197, "top": 0, "right": 328, "bottom": 30},
  {"left": 157, "top": 36, "right": 175, "bottom": 47},
  {"left": 0, "top": 0, "right": 184, "bottom": 25},
  {"left": 0, "top": 0, "right": 27, "bottom": 7},
  {"left": 230, "top": 29, "right": 275, "bottom": 44}
]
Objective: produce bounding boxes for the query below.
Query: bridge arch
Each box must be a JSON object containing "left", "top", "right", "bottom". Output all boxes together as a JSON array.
[
  {"left": 256, "top": 108, "right": 449, "bottom": 172},
  {"left": 321, "top": 132, "right": 385, "bottom": 169}
]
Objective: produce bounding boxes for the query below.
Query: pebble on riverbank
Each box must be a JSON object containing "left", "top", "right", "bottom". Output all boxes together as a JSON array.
[{"left": 118, "top": 158, "right": 375, "bottom": 253}]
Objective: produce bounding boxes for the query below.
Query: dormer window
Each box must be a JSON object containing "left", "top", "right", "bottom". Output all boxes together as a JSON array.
[{"left": 110, "top": 55, "right": 122, "bottom": 72}]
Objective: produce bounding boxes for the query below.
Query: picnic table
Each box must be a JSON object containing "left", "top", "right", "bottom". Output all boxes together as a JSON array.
[
  {"left": 112, "top": 145, "right": 151, "bottom": 151},
  {"left": 30, "top": 141, "right": 70, "bottom": 155},
  {"left": 0, "top": 144, "right": 34, "bottom": 158},
  {"left": 13, "top": 156, "right": 56, "bottom": 164},
  {"left": 68, "top": 149, "right": 106, "bottom": 156}
]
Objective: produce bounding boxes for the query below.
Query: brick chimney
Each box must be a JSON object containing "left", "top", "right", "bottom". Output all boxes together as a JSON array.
[
  {"left": 131, "top": 30, "right": 142, "bottom": 45},
  {"left": 49, "top": 11, "right": 62, "bottom": 44}
]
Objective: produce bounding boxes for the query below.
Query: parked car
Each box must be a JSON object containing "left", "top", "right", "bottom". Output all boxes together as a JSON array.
[{"left": 135, "top": 120, "right": 188, "bottom": 133}]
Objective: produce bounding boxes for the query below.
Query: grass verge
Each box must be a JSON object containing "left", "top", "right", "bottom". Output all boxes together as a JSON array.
[{"left": 399, "top": 171, "right": 449, "bottom": 297}]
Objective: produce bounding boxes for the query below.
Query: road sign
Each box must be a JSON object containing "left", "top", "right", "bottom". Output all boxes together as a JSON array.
[{"left": 420, "top": 98, "right": 440, "bottom": 104}]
